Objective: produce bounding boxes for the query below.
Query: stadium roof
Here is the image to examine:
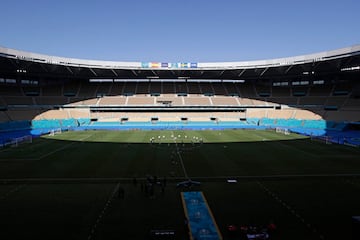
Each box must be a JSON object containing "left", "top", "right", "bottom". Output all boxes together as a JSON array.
[{"left": 1, "top": 45, "right": 360, "bottom": 80}]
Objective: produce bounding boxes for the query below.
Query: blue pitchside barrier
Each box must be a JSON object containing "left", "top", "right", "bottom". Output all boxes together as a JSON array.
[{"left": 1, "top": 118, "right": 360, "bottom": 146}]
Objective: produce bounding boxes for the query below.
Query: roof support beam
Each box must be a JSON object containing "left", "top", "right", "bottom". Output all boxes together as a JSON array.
[
  {"left": 285, "top": 65, "right": 293, "bottom": 74},
  {"left": 111, "top": 69, "right": 118, "bottom": 77},
  {"left": 311, "top": 61, "right": 321, "bottom": 70},
  {"left": 151, "top": 70, "right": 158, "bottom": 77},
  {"left": 218, "top": 70, "right": 225, "bottom": 77},
  {"left": 238, "top": 69, "right": 246, "bottom": 77},
  {"left": 89, "top": 68, "right": 97, "bottom": 77},
  {"left": 66, "top": 66, "right": 73, "bottom": 75},
  {"left": 170, "top": 70, "right": 177, "bottom": 77},
  {"left": 260, "top": 67, "right": 268, "bottom": 77},
  {"left": 131, "top": 70, "right": 138, "bottom": 77},
  {"left": 40, "top": 64, "right": 49, "bottom": 73}
]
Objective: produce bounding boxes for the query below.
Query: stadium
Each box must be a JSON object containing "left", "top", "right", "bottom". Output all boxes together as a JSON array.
[{"left": 1, "top": 45, "right": 360, "bottom": 240}]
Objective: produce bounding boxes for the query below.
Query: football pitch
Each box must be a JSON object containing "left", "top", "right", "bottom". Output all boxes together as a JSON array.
[{"left": 0, "top": 129, "right": 360, "bottom": 240}]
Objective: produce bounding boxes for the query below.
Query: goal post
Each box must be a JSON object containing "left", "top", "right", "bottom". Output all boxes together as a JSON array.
[
  {"left": 49, "top": 128, "right": 62, "bottom": 136},
  {"left": 275, "top": 127, "right": 290, "bottom": 135},
  {"left": 310, "top": 135, "right": 332, "bottom": 144},
  {"left": 9, "top": 135, "right": 33, "bottom": 147}
]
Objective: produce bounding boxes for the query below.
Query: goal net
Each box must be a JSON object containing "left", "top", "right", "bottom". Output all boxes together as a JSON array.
[
  {"left": 310, "top": 135, "right": 332, "bottom": 144},
  {"left": 49, "top": 128, "right": 62, "bottom": 136},
  {"left": 9, "top": 135, "right": 33, "bottom": 147},
  {"left": 275, "top": 127, "right": 290, "bottom": 135}
]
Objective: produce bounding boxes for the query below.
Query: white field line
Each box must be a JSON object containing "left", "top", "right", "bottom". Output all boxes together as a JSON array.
[
  {"left": 191, "top": 173, "right": 360, "bottom": 179},
  {"left": 0, "top": 184, "right": 26, "bottom": 201},
  {"left": 276, "top": 141, "right": 318, "bottom": 158},
  {"left": 1, "top": 173, "right": 360, "bottom": 183},
  {"left": 252, "top": 130, "right": 317, "bottom": 157},
  {"left": 0, "top": 134, "right": 93, "bottom": 162},
  {"left": 342, "top": 178, "right": 360, "bottom": 190},
  {"left": 0, "top": 137, "right": 49, "bottom": 153},
  {"left": 257, "top": 181, "right": 325, "bottom": 240},
  {"left": 87, "top": 183, "right": 120, "bottom": 240},
  {"left": 171, "top": 131, "right": 189, "bottom": 179}
]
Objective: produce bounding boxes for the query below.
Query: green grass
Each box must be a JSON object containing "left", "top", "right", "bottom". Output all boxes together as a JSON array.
[{"left": 0, "top": 129, "right": 359, "bottom": 240}]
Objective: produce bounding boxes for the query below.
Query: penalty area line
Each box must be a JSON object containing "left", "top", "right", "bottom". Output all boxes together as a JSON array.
[
  {"left": 0, "top": 184, "right": 26, "bottom": 201},
  {"left": 0, "top": 134, "right": 93, "bottom": 162},
  {"left": 257, "top": 181, "right": 325, "bottom": 240},
  {"left": 38, "top": 134, "right": 93, "bottom": 160},
  {"left": 87, "top": 183, "right": 120, "bottom": 240}
]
